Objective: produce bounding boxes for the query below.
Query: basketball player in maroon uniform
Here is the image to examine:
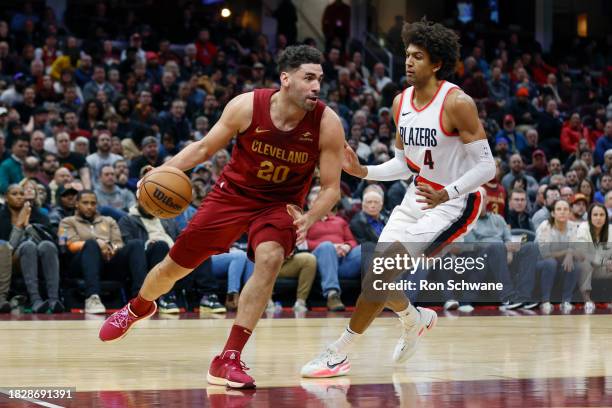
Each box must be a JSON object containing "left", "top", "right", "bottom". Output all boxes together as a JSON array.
[{"left": 99, "top": 45, "right": 345, "bottom": 389}]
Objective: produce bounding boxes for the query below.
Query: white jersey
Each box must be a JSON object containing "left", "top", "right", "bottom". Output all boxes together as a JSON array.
[{"left": 396, "top": 80, "right": 473, "bottom": 190}]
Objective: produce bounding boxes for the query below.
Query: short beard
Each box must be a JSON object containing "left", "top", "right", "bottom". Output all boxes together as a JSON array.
[
  {"left": 81, "top": 212, "right": 95, "bottom": 221},
  {"left": 302, "top": 102, "right": 315, "bottom": 112}
]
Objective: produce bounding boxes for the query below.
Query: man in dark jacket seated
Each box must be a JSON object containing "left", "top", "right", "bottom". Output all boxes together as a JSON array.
[
  {"left": 49, "top": 184, "right": 78, "bottom": 235},
  {"left": 118, "top": 204, "right": 225, "bottom": 314},
  {"left": 505, "top": 188, "right": 534, "bottom": 231}
]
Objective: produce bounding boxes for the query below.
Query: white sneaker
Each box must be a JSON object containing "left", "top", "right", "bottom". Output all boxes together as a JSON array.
[
  {"left": 293, "top": 299, "right": 308, "bottom": 313},
  {"left": 457, "top": 304, "right": 474, "bottom": 313},
  {"left": 301, "top": 348, "right": 350, "bottom": 378},
  {"left": 392, "top": 307, "right": 437, "bottom": 364},
  {"left": 85, "top": 294, "right": 106, "bottom": 314},
  {"left": 584, "top": 301, "right": 596, "bottom": 314},
  {"left": 540, "top": 302, "right": 553, "bottom": 314},
  {"left": 443, "top": 299, "right": 459, "bottom": 310},
  {"left": 499, "top": 301, "right": 522, "bottom": 311},
  {"left": 561, "top": 302, "right": 574, "bottom": 314}
]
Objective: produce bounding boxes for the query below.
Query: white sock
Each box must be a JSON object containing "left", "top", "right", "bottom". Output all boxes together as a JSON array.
[
  {"left": 329, "top": 327, "right": 361, "bottom": 354},
  {"left": 395, "top": 303, "right": 418, "bottom": 325}
]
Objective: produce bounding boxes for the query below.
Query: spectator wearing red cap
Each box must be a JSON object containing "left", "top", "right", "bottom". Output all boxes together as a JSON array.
[
  {"left": 526, "top": 149, "right": 549, "bottom": 181},
  {"left": 508, "top": 86, "right": 539, "bottom": 127},
  {"left": 560, "top": 112, "right": 590, "bottom": 154},
  {"left": 494, "top": 114, "right": 527, "bottom": 154},
  {"left": 570, "top": 193, "right": 588, "bottom": 222}
]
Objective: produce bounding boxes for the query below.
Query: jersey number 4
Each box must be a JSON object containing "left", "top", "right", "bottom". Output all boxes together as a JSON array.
[
  {"left": 257, "top": 161, "right": 290, "bottom": 183},
  {"left": 424, "top": 149, "right": 435, "bottom": 169}
]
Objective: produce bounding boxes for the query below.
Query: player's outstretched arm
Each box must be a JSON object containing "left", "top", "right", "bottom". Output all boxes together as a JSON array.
[
  {"left": 163, "top": 92, "right": 253, "bottom": 171},
  {"left": 292, "top": 107, "right": 344, "bottom": 243},
  {"left": 344, "top": 92, "right": 414, "bottom": 181}
]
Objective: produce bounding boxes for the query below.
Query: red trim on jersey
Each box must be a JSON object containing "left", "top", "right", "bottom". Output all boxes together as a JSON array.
[
  {"left": 439, "top": 86, "right": 461, "bottom": 136},
  {"left": 395, "top": 89, "right": 406, "bottom": 124},
  {"left": 437, "top": 191, "right": 482, "bottom": 252},
  {"left": 415, "top": 175, "right": 445, "bottom": 191},
  {"left": 426, "top": 191, "right": 482, "bottom": 257},
  {"left": 405, "top": 156, "right": 421, "bottom": 173},
  {"left": 410, "top": 80, "right": 446, "bottom": 112}
]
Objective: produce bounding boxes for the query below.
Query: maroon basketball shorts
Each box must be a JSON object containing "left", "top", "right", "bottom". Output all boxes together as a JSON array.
[{"left": 169, "top": 182, "right": 297, "bottom": 269}]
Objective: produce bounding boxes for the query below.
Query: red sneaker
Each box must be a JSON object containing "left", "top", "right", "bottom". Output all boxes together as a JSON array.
[
  {"left": 98, "top": 302, "right": 157, "bottom": 342},
  {"left": 207, "top": 350, "right": 256, "bottom": 388}
]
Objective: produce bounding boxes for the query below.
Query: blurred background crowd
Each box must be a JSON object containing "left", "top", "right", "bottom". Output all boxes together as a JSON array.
[{"left": 0, "top": 0, "right": 610, "bottom": 316}]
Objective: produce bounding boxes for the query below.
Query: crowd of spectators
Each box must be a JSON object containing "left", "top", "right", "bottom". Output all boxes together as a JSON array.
[{"left": 0, "top": 2, "right": 610, "bottom": 315}]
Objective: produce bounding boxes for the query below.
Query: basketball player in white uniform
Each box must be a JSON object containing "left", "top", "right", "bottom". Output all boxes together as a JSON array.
[{"left": 302, "top": 20, "right": 496, "bottom": 378}]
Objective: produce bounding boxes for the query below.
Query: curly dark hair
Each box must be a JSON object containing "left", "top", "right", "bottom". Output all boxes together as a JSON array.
[
  {"left": 277, "top": 45, "right": 323, "bottom": 73},
  {"left": 401, "top": 19, "right": 460, "bottom": 80}
]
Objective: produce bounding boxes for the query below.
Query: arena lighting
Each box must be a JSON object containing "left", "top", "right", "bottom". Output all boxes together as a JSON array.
[{"left": 221, "top": 8, "right": 231, "bottom": 18}]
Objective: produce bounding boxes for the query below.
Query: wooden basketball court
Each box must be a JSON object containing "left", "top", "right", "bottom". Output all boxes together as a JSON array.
[{"left": 1, "top": 310, "right": 611, "bottom": 407}]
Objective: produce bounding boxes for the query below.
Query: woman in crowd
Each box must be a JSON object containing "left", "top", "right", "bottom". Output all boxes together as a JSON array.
[
  {"left": 535, "top": 199, "right": 581, "bottom": 313},
  {"left": 79, "top": 99, "right": 104, "bottom": 132},
  {"left": 579, "top": 178, "right": 595, "bottom": 205},
  {"left": 20, "top": 178, "right": 49, "bottom": 216},
  {"left": 211, "top": 149, "right": 230, "bottom": 182},
  {"left": 576, "top": 203, "right": 612, "bottom": 313}
]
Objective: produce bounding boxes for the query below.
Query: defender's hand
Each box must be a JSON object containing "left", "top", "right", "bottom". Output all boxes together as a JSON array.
[{"left": 342, "top": 141, "right": 367, "bottom": 178}]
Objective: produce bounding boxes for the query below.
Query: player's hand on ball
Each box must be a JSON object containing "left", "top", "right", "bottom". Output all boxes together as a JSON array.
[
  {"left": 287, "top": 204, "right": 314, "bottom": 245},
  {"left": 342, "top": 141, "right": 367, "bottom": 178},
  {"left": 416, "top": 182, "right": 449, "bottom": 209}
]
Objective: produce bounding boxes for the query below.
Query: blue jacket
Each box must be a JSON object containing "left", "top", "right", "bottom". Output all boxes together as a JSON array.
[
  {"left": 495, "top": 129, "right": 528, "bottom": 154},
  {"left": 594, "top": 136, "right": 612, "bottom": 166}
]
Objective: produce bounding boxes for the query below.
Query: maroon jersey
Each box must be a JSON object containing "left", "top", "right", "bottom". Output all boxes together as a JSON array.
[
  {"left": 219, "top": 88, "right": 325, "bottom": 206},
  {"left": 483, "top": 181, "right": 507, "bottom": 217}
]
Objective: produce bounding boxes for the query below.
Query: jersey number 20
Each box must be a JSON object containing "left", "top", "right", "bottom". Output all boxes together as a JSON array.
[
  {"left": 257, "top": 161, "right": 290, "bottom": 183},
  {"left": 424, "top": 149, "right": 435, "bottom": 169}
]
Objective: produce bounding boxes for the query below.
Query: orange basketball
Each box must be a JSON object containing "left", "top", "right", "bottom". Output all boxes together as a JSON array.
[{"left": 138, "top": 166, "right": 192, "bottom": 219}]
